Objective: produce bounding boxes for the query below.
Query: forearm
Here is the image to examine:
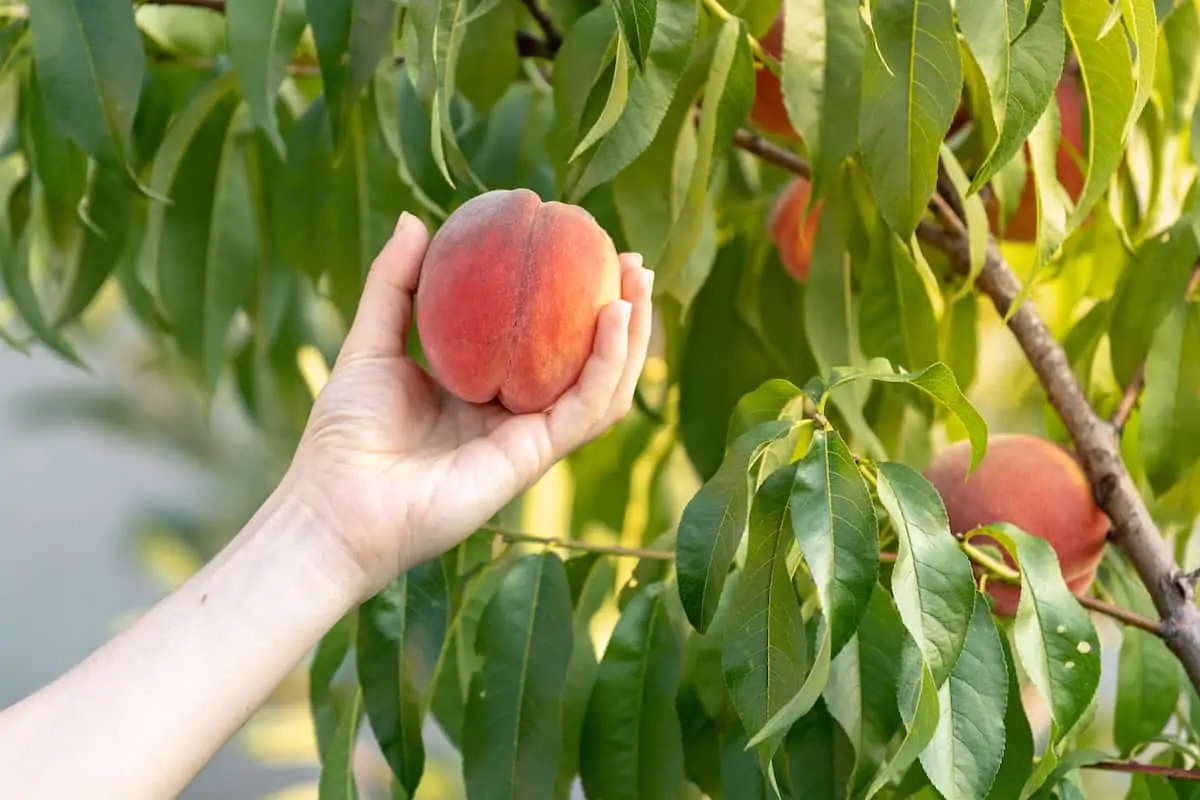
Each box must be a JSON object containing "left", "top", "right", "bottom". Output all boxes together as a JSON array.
[{"left": 0, "top": 482, "right": 369, "bottom": 800}]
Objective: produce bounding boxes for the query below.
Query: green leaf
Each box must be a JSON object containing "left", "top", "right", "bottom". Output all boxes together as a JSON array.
[
  {"left": 822, "top": 588, "right": 906, "bottom": 796},
  {"left": 722, "top": 463, "right": 810, "bottom": 764},
  {"left": 858, "top": 229, "right": 940, "bottom": 373},
  {"left": 984, "top": 629, "right": 1034, "bottom": 799},
  {"left": 54, "top": 169, "right": 134, "bottom": 327},
  {"left": 725, "top": 379, "right": 806, "bottom": 446},
  {"left": 781, "top": 700, "right": 855, "bottom": 800},
  {"left": 463, "top": 552, "right": 574, "bottom": 799},
  {"left": 227, "top": 0, "right": 308, "bottom": 155},
  {"left": 676, "top": 418, "right": 797, "bottom": 633},
  {"left": 27, "top": 0, "right": 144, "bottom": 174},
  {"left": 550, "top": 6, "right": 619, "bottom": 174},
  {"left": 1120, "top": 0, "right": 1157, "bottom": 136},
  {"left": 1063, "top": 0, "right": 1136, "bottom": 229},
  {"left": 803, "top": 179, "right": 859, "bottom": 379},
  {"left": 580, "top": 582, "right": 685, "bottom": 800},
  {"left": 306, "top": 0, "right": 396, "bottom": 149},
  {"left": 973, "top": 524, "right": 1102, "bottom": 746},
  {"left": 456, "top": 0, "right": 521, "bottom": 115},
  {"left": 815, "top": 360, "right": 989, "bottom": 473},
  {"left": 1114, "top": 623, "right": 1179, "bottom": 757},
  {"left": 613, "top": 0, "right": 657, "bottom": 70},
  {"left": 940, "top": 144, "right": 990, "bottom": 289},
  {"left": 274, "top": 95, "right": 411, "bottom": 324},
  {"left": 960, "top": 0, "right": 1065, "bottom": 195},
  {"left": 2, "top": 223, "right": 82, "bottom": 366},
  {"left": 920, "top": 593, "right": 1008, "bottom": 800},
  {"left": 858, "top": 0, "right": 962, "bottom": 237},
  {"left": 154, "top": 96, "right": 257, "bottom": 389},
  {"left": 875, "top": 462, "right": 976, "bottom": 686},
  {"left": 310, "top": 613, "right": 356, "bottom": 759},
  {"left": 866, "top": 640, "right": 940, "bottom": 799},
  {"left": 1140, "top": 301, "right": 1200, "bottom": 495},
  {"left": 790, "top": 428, "right": 877, "bottom": 656},
  {"left": 1022, "top": 96, "right": 1072, "bottom": 291},
  {"left": 317, "top": 685, "right": 364, "bottom": 800},
  {"left": 655, "top": 17, "right": 754, "bottom": 309},
  {"left": 21, "top": 64, "right": 87, "bottom": 246},
  {"left": 569, "top": 0, "right": 699, "bottom": 199},
  {"left": 571, "top": 26, "right": 633, "bottom": 161},
  {"left": 357, "top": 559, "right": 450, "bottom": 796},
  {"left": 780, "top": 0, "right": 865, "bottom": 197},
  {"left": 1110, "top": 222, "right": 1199, "bottom": 387}
]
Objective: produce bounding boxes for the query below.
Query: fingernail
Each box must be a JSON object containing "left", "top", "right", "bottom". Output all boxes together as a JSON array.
[
  {"left": 394, "top": 211, "right": 415, "bottom": 235},
  {"left": 627, "top": 252, "right": 645, "bottom": 269},
  {"left": 643, "top": 268, "right": 655, "bottom": 289}
]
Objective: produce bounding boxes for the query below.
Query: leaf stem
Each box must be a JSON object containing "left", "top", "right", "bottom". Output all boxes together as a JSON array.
[{"left": 485, "top": 527, "right": 674, "bottom": 560}]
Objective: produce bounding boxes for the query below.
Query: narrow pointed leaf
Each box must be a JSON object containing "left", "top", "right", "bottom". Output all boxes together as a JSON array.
[
  {"left": 613, "top": 0, "right": 657, "bottom": 70},
  {"left": 961, "top": 0, "right": 1065, "bottom": 194},
  {"left": 782, "top": 700, "right": 855, "bottom": 800},
  {"left": 311, "top": 613, "right": 356, "bottom": 759},
  {"left": 580, "top": 582, "right": 685, "bottom": 800},
  {"left": 318, "top": 685, "right": 364, "bottom": 800},
  {"left": 822, "top": 588, "right": 906, "bottom": 797},
  {"left": 723, "top": 463, "right": 809, "bottom": 763},
  {"left": 569, "top": 0, "right": 698, "bottom": 199},
  {"left": 780, "top": 0, "right": 864, "bottom": 196},
  {"left": 974, "top": 523, "right": 1102, "bottom": 744},
  {"left": 2, "top": 228, "right": 82, "bottom": 366},
  {"left": 1120, "top": 0, "right": 1157, "bottom": 136},
  {"left": 54, "top": 169, "right": 134, "bottom": 327},
  {"left": 306, "top": 0, "right": 396, "bottom": 148},
  {"left": 858, "top": 0, "right": 962, "bottom": 236},
  {"left": 789, "top": 428, "right": 878, "bottom": 660},
  {"left": 1062, "top": 0, "right": 1136, "bottom": 229},
  {"left": 27, "top": 0, "right": 144, "bottom": 172},
  {"left": 984, "top": 628, "right": 1035, "bottom": 799},
  {"left": 676, "top": 418, "right": 797, "bottom": 633},
  {"left": 463, "top": 552, "right": 574, "bottom": 799},
  {"left": 875, "top": 462, "right": 976, "bottom": 687},
  {"left": 571, "top": 28, "right": 632, "bottom": 161},
  {"left": 858, "top": 229, "right": 940, "bottom": 373},
  {"left": 865, "top": 642, "right": 940, "bottom": 799},
  {"left": 818, "top": 360, "right": 989, "bottom": 473},
  {"left": 655, "top": 16, "right": 754, "bottom": 309},
  {"left": 1140, "top": 301, "right": 1200, "bottom": 495},
  {"left": 357, "top": 559, "right": 451, "bottom": 795},
  {"left": 228, "top": 0, "right": 308, "bottom": 155},
  {"left": 920, "top": 593, "right": 1008, "bottom": 800},
  {"left": 155, "top": 98, "right": 257, "bottom": 389}
]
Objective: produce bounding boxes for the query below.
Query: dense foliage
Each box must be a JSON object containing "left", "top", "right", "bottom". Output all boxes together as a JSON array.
[{"left": 6, "top": 0, "right": 1200, "bottom": 798}]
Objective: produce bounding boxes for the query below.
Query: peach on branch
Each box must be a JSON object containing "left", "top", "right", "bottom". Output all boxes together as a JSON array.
[
  {"left": 414, "top": 188, "right": 621, "bottom": 415},
  {"left": 749, "top": 15, "right": 797, "bottom": 139},
  {"left": 923, "top": 433, "right": 1109, "bottom": 616},
  {"left": 768, "top": 176, "right": 822, "bottom": 283}
]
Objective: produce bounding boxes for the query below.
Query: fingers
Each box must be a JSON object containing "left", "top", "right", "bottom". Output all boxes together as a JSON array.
[
  {"left": 338, "top": 212, "right": 431, "bottom": 364},
  {"left": 611, "top": 255, "right": 654, "bottom": 415},
  {"left": 543, "top": 254, "right": 653, "bottom": 454}
]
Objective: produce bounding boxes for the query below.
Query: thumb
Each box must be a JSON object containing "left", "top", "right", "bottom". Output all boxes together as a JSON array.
[{"left": 338, "top": 212, "right": 431, "bottom": 363}]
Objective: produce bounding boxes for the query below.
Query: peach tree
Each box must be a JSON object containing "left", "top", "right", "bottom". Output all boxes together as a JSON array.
[{"left": 6, "top": 0, "right": 1200, "bottom": 797}]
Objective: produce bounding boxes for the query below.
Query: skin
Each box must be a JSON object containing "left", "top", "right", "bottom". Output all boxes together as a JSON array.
[{"left": 0, "top": 212, "right": 654, "bottom": 799}]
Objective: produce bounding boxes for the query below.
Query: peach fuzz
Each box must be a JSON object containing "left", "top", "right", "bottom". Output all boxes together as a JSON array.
[
  {"left": 923, "top": 433, "right": 1109, "bottom": 617},
  {"left": 414, "top": 188, "right": 621, "bottom": 415}
]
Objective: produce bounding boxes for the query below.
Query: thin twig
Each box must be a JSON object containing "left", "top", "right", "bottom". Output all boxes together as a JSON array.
[
  {"left": 485, "top": 527, "right": 675, "bottom": 560},
  {"left": 1088, "top": 761, "right": 1200, "bottom": 781},
  {"left": 880, "top": 547, "right": 1164, "bottom": 636},
  {"left": 518, "top": 0, "right": 562, "bottom": 55},
  {"left": 139, "top": 0, "right": 225, "bottom": 10}
]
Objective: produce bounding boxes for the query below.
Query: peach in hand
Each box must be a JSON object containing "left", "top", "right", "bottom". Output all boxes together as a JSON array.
[{"left": 415, "top": 188, "right": 622, "bottom": 415}]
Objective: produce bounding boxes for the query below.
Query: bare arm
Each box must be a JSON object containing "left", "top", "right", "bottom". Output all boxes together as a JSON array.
[
  {"left": 0, "top": 213, "right": 654, "bottom": 799},
  {"left": 0, "top": 483, "right": 366, "bottom": 799}
]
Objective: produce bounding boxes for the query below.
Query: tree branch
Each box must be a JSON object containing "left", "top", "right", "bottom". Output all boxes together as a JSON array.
[
  {"left": 730, "top": 128, "right": 1200, "bottom": 691},
  {"left": 518, "top": 0, "right": 562, "bottom": 56},
  {"left": 1088, "top": 760, "right": 1200, "bottom": 781},
  {"left": 485, "top": 527, "right": 675, "bottom": 560}
]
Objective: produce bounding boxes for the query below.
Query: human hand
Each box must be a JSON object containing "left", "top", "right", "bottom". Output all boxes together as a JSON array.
[{"left": 287, "top": 212, "right": 654, "bottom": 598}]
